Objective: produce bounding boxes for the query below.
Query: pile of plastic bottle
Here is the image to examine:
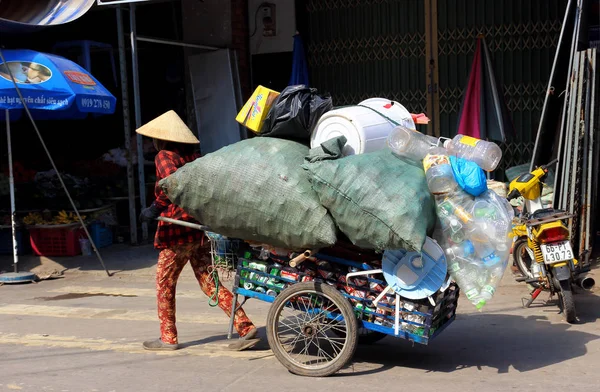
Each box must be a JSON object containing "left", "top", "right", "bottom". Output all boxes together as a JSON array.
[{"left": 388, "top": 127, "right": 514, "bottom": 309}]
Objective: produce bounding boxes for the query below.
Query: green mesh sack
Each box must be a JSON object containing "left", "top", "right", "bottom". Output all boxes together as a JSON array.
[
  {"left": 159, "top": 137, "right": 337, "bottom": 250},
  {"left": 302, "top": 136, "right": 436, "bottom": 251}
]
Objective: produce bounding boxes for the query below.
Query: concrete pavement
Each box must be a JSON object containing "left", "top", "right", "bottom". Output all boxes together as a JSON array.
[{"left": 0, "top": 262, "right": 599, "bottom": 392}]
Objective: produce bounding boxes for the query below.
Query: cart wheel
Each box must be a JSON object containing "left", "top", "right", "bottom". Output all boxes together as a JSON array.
[{"left": 266, "top": 282, "right": 358, "bottom": 377}]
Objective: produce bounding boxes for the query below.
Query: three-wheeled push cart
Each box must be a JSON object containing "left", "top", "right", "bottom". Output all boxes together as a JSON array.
[
  {"left": 159, "top": 217, "right": 459, "bottom": 378},
  {"left": 227, "top": 244, "right": 459, "bottom": 377}
]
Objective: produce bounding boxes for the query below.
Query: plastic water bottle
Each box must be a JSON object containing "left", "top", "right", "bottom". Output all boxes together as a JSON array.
[
  {"left": 448, "top": 262, "right": 480, "bottom": 301},
  {"left": 387, "top": 126, "right": 440, "bottom": 161},
  {"left": 445, "top": 240, "right": 475, "bottom": 262},
  {"left": 443, "top": 135, "right": 503, "bottom": 172},
  {"left": 472, "top": 241, "right": 501, "bottom": 266},
  {"left": 477, "top": 263, "right": 505, "bottom": 306}
]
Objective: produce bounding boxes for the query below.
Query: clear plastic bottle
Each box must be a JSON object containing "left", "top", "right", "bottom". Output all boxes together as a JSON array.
[
  {"left": 443, "top": 135, "right": 503, "bottom": 172},
  {"left": 387, "top": 125, "right": 440, "bottom": 161},
  {"left": 445, "top": 240, "right": 475, "bottom": 262},
  {"left": 448, "top": 261, "right": 481, "bottom": 301},
  {"left": 477, "top": 262, "right": 506, "bottom": 307},
  {"left": 423, "top": 153, "right": 458, "bottom": 195},
  {"left": 471, "top": 241, "right": 501, "bottom": 266}
]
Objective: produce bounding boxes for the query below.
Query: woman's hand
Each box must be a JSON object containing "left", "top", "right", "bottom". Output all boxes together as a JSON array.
[{"left": 139, "top": 202, "right": 163, "bottom": 222}]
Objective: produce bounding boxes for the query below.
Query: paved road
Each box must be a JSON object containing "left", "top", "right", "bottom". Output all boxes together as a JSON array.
[{"left": 1, "top": 268, "right": 599, "bottom": 392}]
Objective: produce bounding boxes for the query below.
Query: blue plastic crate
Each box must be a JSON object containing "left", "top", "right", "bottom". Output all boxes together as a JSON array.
[
  {"left": 0, "top": 228, "right": 31, "bottom": 255},
  {"left": 88, "top": 222, "right": 113, "bottom": 248}
]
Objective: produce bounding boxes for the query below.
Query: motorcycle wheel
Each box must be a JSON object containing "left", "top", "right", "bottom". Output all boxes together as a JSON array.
[
  {"left": 557, "top": 279, "right": 577, "bottom": 324},
  {"left": 513, "top": 240, "right": 540, "bottom": 288}
]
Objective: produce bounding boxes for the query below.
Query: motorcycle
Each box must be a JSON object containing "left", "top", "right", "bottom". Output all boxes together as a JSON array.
[{"left": 507, "top": 159, "right": 594, "bottom": 323}]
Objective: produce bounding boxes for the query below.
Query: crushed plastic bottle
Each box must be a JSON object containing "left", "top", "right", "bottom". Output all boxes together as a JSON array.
[
  {"left": 423, "top": 153, "right": 458, "bottom": 195},
  {"left": 443, "top": 135, "right": 503, "bottom": 172},
  {"left": 387, "top": 125, "right": 440, "bottom": 161}
]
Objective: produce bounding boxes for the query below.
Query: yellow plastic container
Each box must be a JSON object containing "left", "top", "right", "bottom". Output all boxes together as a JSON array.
[{"left": 236, "top": 86, "right": 280, "bottom": 133}]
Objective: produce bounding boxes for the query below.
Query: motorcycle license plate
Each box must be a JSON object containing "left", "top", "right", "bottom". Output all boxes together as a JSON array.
[{"left": 541, "top": 241, "right": 573, "bottom": 264}]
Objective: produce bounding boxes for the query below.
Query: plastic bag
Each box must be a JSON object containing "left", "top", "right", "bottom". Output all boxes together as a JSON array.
[
  {"left": 433, "top": 189, "right": 513, "bottom": 310},
  {"left": 259, "top": 85, "right": 333, "bottom": 141},
  {"left": 423, "top": 153, "right": 513, "bottom": 310},
  {"left": 449, "top": 155, "right": 488, "bottom": 197}
]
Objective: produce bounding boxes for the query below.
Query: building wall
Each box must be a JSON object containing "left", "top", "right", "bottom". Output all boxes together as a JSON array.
[
  {"left": 181, "top": 0, "right": 232, "bottom": 47},
  {"left": 304, "top": 0, "right": 569, "bottom": 177},
  {"left": 232, "top": 0, "right": 251, "bottom": 98},
  {"left": 181, "top": 0, "right": 250, "bottom": 98}
]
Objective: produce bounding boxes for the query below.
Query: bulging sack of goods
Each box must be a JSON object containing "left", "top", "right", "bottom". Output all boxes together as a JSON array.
[
  {"left": 430, "top": 170, "right": 513, "bottom": 309},
  {"left": 159, "top": 137, "right": 338, "bottom": 250},
  {"left": 387, "top": 130, "right": 512, "bottom": 309},
  {"left": 303, "top": 135, "right": 436, "bottom": 252}
]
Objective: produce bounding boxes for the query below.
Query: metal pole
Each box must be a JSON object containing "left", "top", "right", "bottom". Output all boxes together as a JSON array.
[
  {"left": 567, "top": 53, "right": 585, "bottom": 223},
  {"left": 584, "top": 49, "right": 597, "bottom": 257},
  {"left": 530, "top": 0, "right": 574, "bottom": 170},
  {"left": 227, "top": 293, "right": 238, "bottom": 339},
  {"left": 579, "top": 50, "right": 592, "bottom": 257},
  {"left": 554, "top": 0, "right": 584, "bottom": 205},
  {"left": 560, "top": 52, "right": 580, "bottom": 211},
  {"left": 136, "top": 36, "right": 219, "bottom": 50},
  {"left": 564, "top": 2, "right": 585, "bottom": 213},
  {"left": 156, "top": 216, "right": 210, "bottom": 231},
  {"left": 130, "top": 3, "right": 148, "bottom": 241},
  {"left": 5, "top": 110, "right": 17, "bottom": 272},
  {"left": 117, "top": 6, "right": 138, "bottom": 245}
]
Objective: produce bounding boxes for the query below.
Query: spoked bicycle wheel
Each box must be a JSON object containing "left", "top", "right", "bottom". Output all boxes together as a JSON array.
[{"left": 266, "top": 282, "right": 358, "bottom": 377}]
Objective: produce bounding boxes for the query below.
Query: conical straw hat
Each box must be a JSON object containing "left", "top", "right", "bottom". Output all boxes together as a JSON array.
[{"left": 136, "top": 110, "right": 199, "bottom": 144}]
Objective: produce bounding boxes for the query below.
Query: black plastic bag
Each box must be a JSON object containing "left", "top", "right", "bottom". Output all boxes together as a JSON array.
[{"left": 259, "top": 85, "right": 333, "bottom": 141}]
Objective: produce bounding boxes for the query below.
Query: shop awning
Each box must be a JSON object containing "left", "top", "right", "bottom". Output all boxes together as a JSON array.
[{"left": 0, "top": 0, "right": 96, "bottom": 34}]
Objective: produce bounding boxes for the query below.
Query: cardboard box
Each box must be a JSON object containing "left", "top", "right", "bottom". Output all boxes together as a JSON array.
[{"left": 236, "top": 86, "right": 280, "bottom": 133}]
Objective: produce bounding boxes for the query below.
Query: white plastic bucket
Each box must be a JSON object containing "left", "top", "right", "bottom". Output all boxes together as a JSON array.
[{"left": 310, "top": 98, "right": 416, "bottom": 156}]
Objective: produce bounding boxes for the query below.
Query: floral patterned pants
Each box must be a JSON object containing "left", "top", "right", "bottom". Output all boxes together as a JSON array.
[{"left": 156, "top": 241, "right": 254, "bottom": 344}]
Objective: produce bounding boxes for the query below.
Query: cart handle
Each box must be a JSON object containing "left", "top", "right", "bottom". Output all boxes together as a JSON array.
[
  {"left": 289, "top": 249, "right": 317, "bottom": 267},
  {"left": 156, "top": 216, "right": 211, "bottom": 232}
]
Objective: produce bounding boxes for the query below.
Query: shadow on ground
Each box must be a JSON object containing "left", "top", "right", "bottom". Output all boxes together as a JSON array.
[
  {"left": 175, "top": 292, "right": 600, "bottom": 377},
  {"left": 347, "top": 293, "right": 600, "bottom": 375}
]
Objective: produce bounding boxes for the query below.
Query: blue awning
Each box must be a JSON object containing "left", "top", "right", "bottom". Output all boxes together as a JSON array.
[{"left": 0, "top": 0, "right": 96, "bottom": 34}]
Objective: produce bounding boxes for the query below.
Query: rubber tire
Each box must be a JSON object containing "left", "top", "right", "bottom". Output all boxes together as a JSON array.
[
  {"left": 557, "top": 279, "right": 577, "bottom": 324},
  {"left": 513, "top": 240, "right": 533, "bottom": 277},
  {"left": 266, "top": 282, "right": 358, "bottom": 377}
]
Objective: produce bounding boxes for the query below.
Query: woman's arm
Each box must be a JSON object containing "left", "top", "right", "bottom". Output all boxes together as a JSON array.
[
  {"left": 154, "top": 151, "right": 181, "bottom": 210},
  {"left": 139, "top": 150, "right": 180, "bottom": 222}
]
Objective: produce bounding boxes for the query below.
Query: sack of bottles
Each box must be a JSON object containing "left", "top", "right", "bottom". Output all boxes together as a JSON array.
[{"left": 387, "top": 126, "right": 514, "bottom": 309}]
